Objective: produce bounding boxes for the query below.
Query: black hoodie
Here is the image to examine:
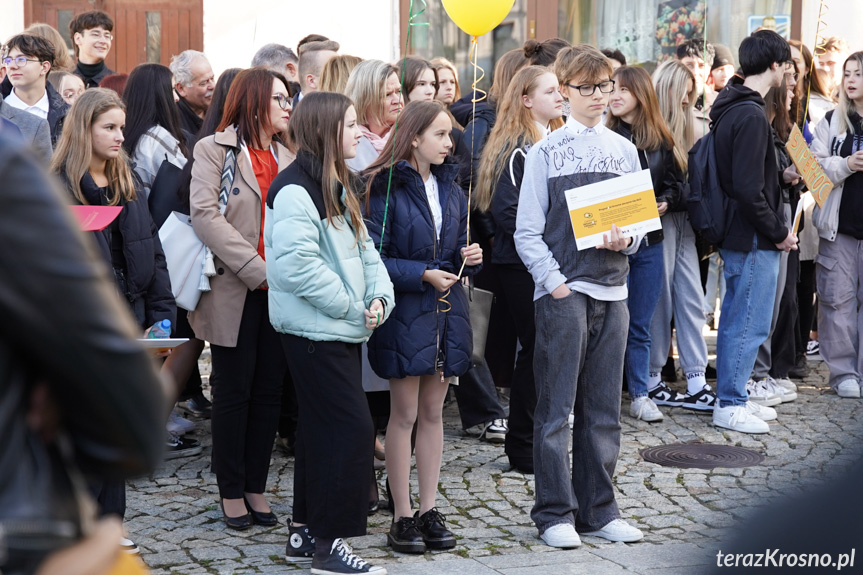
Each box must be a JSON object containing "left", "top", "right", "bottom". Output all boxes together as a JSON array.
[{"left": 710, "top": 77, "right": 786, "bottom": 252}]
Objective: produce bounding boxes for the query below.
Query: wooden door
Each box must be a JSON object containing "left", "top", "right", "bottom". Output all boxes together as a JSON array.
[{"left": 24, "top": 0, "right": 203, "bottom": 73}]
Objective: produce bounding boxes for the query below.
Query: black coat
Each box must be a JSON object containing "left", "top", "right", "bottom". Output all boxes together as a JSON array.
[
  {"left": 64, "top": 171, "right": 176, "bottom": 329},
  {"left": 711, "top": 78, "right": 786, "bottom": 251},
  {"left": 0, "top": 133, "right": 164, "bottom": 573}
]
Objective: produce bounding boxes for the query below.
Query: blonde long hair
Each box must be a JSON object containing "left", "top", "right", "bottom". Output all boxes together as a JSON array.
[
  {"left": 51, "top": 89, "right": 137, "bottom": 205},
  {"left": 653, "top": 60, "right": 697, "bottom": 172},
  {"left": 476, "top": 66, "right": 563, "bottom": 212},
  {"left": 837, "top": 51, "right": 863, "bottom": 135}
]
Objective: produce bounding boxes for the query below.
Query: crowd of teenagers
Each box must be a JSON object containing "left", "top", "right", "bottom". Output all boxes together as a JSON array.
[{"left": 2, "top": 9, "right": 863, "bottom": 575}]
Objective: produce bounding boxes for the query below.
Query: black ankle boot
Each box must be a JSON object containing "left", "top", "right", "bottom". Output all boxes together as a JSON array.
[
  {"left": 387, "top": 516, "right": 426, "bottom": 554},
  {"left": 416, "top": 508, "right": 456, "bottom": 550}
]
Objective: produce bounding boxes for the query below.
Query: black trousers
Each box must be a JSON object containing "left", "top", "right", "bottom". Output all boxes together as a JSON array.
[
  {"left": 281, "top": 334, "right": 372, "bottom": 540},
  {"left": 89, "top": 480, "right": 125, "bottom": 519},
  {"left": 174, "top": 308, "right": 204, "bottom": 401},
  {"left": 278, "top": 367, "right": 299, "bottom": 444},
  {"left": 453, "top": 359, "right": 506, "bottom": 429},
  {"left": 210, "top": 290, "right": 286, "bottom": 499},
  {"left": 771, "top": 250, "right": 800, "bottom": 378},
  {"left": 497, "top": 266, "right": 537, "bottom": 467},
  {"left": 798, "top": 259, "right": 817, "bottom": 341}
]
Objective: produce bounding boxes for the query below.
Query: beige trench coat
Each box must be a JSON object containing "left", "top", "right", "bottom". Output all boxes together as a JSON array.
[{"left": 189, "top": 126, "right": 294, "bottom": 346}]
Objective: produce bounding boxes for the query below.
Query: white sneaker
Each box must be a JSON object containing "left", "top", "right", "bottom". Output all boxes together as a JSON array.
[
  {"left": 744, "top": 400, "right": 777, "bottom": 422},
  {"left": 120, "top": 536, "right": 140, "bottom": 554},
  {"left": 568, "top": 412, "right": 574, "bottom": 429},
  {"left": 629, "top": 396, "right": 663, "bottom": 422},
  {"left": 762, "top": 376, "right": 797, "bottom": 402},
  {"left": 713, "top": 404, "right": 770, "bottom": 434},
  {"left": 582, "top": 519, "right": 644, "bottom": 542},
  {"left": 772, "top": 377, "right": 797, "bottom": 393},
  {"left": 836, "top": 379, "right": 861, "bottom": 398},
  {"left": 746, "top": 378, "right": 782, "bottom": 407},
  {"left": 540, "top": 523, "right": 582, "bottom": 548},
  {"left": 167, "top": 409, "right": 195, "bottom": 435}
]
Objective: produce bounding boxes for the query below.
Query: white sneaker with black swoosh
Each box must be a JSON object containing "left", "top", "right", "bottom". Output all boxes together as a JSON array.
[{"left": 681, "top": 385, "right": 716, "bottom": 412}]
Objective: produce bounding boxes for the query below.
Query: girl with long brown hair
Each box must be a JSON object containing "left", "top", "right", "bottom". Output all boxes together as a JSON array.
[
  {"left": 364, "top": 100, "right": 482, "bottom": 554},
  {"left": 265, "top": 90, "right": 393, "bottom": 573},
  {"left": 189, "top": 67, "right": 294, "bottom": 531},
  {"left": 607, "top": 65, "right": 687, "bottom": 422},
  {"left": 476, "top": 65, "right": 563, "bottom": 473},
  {"left": 52, "top": 87, "right": 177, "bottom": 552}
]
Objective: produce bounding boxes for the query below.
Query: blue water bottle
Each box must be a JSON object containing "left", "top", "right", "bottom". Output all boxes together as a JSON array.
[{"left": 147, "top": 319, "right": 172, "bottom": 339}]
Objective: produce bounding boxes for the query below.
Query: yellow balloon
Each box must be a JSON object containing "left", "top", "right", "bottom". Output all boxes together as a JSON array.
[{"left": 441, "top": 0, "right": 516, "bottom": 37}]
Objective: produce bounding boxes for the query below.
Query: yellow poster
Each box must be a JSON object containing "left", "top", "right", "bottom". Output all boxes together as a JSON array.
[
  {"left": 786, "top": 124, "right": 833, "bottom": 208},
  {"left": 565, "top": 169, "right": 661, "bottom": 250}
]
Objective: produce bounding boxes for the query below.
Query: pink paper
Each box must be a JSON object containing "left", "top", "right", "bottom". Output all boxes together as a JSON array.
[{"left": 69, "top": 205, "right": 123, "bottom": 231}]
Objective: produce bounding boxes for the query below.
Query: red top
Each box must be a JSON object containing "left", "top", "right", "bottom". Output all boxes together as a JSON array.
[{"left": 249, "top": 146, "right": 278, "bottom": 263}]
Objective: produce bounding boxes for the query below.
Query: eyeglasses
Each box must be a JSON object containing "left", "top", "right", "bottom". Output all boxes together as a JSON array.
[
  {"left": 567, "top": 80, "right": 616, "bottom": 97},
  {"left": 785, "top": 71, "right": 799, "bottom": 81},
  {"left": 86, "top": 31, "right": 114, "bottom": 41},
  {"left": 272, "top": 94, "right": 291, "bottom": 111},
  {"left": 2, "top": 56, "right": 40, "bottom": 68}
]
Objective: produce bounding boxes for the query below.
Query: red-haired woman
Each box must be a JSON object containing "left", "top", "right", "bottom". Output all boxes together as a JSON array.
[{"left": 189, "top": 67, "right": 295, "bottom": 530}]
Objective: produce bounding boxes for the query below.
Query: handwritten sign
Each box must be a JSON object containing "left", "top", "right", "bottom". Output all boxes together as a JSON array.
[
  {"left": 786, "top": 124, "right": 833, "bottom": 208},
  {"left": 565, "top": 170, "right": 661, "bottom": 250}
]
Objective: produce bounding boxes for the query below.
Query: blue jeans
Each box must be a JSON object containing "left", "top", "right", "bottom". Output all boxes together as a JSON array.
[
  {"left": 717, "top": 237, "right": 780, "bottom": 407},
  {"left": 531, "top": 291, "right": 627, "bottom": 533},
  {"left": 625, "top": 240, "right": 665, "bottom": 398}
]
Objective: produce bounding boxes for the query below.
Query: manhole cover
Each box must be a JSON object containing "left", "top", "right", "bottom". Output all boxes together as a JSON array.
[{"left": 639, "top": 443, "right": 764, "bottom": 469}]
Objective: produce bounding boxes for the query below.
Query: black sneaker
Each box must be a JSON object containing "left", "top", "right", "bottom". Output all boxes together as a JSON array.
[
  {"left": 165, "top": 433, "right": 202, "bottom": 459},
  {"left": 179, "top": 393, "right": 212, "bottom": 418},
  {"left": 681, "top": 385, "right": 717, "bottom": 412},
  {"left": 311, "top": 538, "right": 386, "bottom": 574},
  {"left": 647, "top": 382, "right": 684, "bottom": 407},
  {"left": 286, "top": 521, "right": 314, "bottom": 563},
  {"left": 416, "top": 508, "right": 456, "bottom": 550},
  {"left": 480, "top": 419, "right": 508, "bottom": 443},
  {"left": 387, "top": 516, "right": 426, "bottom": 554}
]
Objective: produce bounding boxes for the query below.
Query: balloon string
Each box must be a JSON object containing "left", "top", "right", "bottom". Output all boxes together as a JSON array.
[
  {"left": 370, "top": 0, "right": 426, "bottom": 315},
  {"left": 804, "top": 0, "right": 829, "bottom": 126}
]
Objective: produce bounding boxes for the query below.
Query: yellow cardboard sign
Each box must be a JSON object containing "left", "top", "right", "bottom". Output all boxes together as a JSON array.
[
  {"left": 786, "top": 123, "right": 833, "bottom": 208},
  {"left": 565, "top": 170, "right": 661, "bottom": 250}
]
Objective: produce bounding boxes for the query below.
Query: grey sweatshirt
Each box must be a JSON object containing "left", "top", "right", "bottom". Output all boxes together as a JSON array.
[{"left": 514, "top": 117, "right": 641, "bottom": 301}]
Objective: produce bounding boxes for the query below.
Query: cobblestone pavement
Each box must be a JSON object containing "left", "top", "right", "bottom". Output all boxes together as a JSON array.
[{"left": 130, "top": 349, "right": 863, "bottom": 575}]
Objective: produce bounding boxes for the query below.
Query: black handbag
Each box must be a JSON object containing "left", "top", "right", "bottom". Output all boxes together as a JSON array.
[
  {"left": 147, "top": 156, "right": 184, "bottom": 229},
  {"left": 462, "top": 278, "right": 494, "bottom": 367}
]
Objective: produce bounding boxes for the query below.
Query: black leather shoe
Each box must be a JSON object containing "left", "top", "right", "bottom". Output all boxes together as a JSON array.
[
  {"left": 387, "top": 516, "right": 426, "bottom": 554},
  {"left": 416, "top": 508, "right": 456, "bottom": 550},
  {"left": 507, "top": 455, "right": 534, "bottom": 474},
  {"left": 220, "top": 500, "right": 253, "bottom": 531},
  {"left": 244, "top": 497, "right": 278, "bottom": 527},
  {"left": 368, "top": 499, "right": 379, "bottom": 515}
]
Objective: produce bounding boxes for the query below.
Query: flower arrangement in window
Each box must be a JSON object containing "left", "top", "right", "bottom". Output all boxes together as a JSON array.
[{"left": 655, "top": 0, "right": 706, "bottom": 62}]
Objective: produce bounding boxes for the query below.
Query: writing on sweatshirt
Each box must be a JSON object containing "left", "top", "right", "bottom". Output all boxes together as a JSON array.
[{"left": 514, "top": 116, "right": 642, "bottom": 301}]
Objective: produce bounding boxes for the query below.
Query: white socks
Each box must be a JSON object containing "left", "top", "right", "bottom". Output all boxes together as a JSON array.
[
  {"left": 648, "top": 372, "right": 662, "bottom": 391},
  {"left": 686, "top": 371, "right": 707, "bottom": 395}
]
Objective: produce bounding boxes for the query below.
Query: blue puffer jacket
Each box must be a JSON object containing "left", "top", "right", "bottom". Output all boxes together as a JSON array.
[{"left": 364, "top": 158, "right": 481, "bottom": 379}]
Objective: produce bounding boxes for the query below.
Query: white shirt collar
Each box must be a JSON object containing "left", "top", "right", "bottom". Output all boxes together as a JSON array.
[
  {"left": 535, "top": 120, "right": 551, "bottom": 136},
  {"left": 5, "top": 89, "right": 49, "bottom": 119},
  {"left": 565, "top": 115, "right": 605, "bottom": 135}
]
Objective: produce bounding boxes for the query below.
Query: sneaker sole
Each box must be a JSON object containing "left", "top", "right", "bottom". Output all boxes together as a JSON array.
[
  {"left": 539, "top": 536, "right": 581, "bottom": 548},
  {"left": 630, "top": 412, "right": 663, "bottom": 422},
  {"left": 423, "top": 536, "right": 457, "bottom": 550},
  {"left": 713, "top": 420, "right": 770, "bottom": 434},
  {"left": 681, "top": 403, "right": 715, "bottom": 412},
  {"left": 312, "top": 569, "right": 388, "bottom": 575},
  {"left": 387, "top": 533, "right": 427, "bottom": 554},
  {"left": 651, "top": 399, "right": 684, "bottom": 407},
  {"left": 777, "top": 392, "right": 797, "bottom": 402},
  {"left": 581, "top": 531, "right": 643, "bottom": 543},
  {"left": 285, "top": 556, "right": 313, "bottom": 564},
  {"left": 482, "top": 432, "right": 506, "bottom": 443},
  {"left": 164, "top": 447, "right": 203, "bottom": 460},
  {"left": 748, "top": 396, "right": 782, "bottom": 407}
]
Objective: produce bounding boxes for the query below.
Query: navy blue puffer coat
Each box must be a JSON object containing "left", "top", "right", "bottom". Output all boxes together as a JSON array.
[{"left": 364, "top": 158, "right": 480, "bottom": 379}]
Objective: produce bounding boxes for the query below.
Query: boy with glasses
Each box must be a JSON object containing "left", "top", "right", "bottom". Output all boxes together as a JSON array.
[
  {"left": 514, "top": 48, "right": 644, "bottom": 549},
  {"left": 2, "top": 34, "right": 68, "bottom": 147},
  {"left": 69, "top": 10, "right": 114, "bottom": 88}
]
